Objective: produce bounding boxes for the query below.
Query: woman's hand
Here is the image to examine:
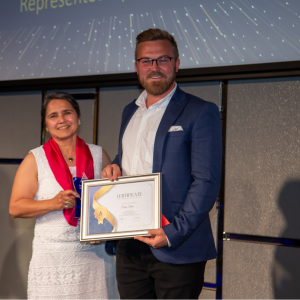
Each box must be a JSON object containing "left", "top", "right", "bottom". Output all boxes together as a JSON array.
[{"left": 51, "top": 190, "right": 79, "bottom": 211}]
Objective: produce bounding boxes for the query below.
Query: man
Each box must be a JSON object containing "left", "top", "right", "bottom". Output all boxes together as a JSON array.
[{"left": 101, "top": 28, "right": 222, "bottom": 299}]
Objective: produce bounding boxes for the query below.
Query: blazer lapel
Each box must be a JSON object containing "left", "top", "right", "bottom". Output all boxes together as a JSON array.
[{"left": 153, "top": 87, "right": 189, "bottom": 173}]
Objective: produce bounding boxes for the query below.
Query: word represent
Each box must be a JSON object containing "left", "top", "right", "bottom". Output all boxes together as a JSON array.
[{"left": 20, "top": 0, "right": 125, "bottom": 15}]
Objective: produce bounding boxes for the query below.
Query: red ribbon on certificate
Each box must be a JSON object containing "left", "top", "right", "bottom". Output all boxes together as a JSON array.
[{"left": 162, "top": 214, "right": 170, "bottom": 227}]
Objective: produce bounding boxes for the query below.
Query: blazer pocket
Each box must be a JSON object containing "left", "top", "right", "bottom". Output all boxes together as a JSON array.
[
  {"left": 171, "top": 201, "right": 183, "bottom": 214},
  {"left": 168, "top": 131, "right": 185, "bottom": 138}
]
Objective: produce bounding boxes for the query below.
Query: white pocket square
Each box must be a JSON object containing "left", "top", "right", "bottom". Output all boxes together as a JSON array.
[{"left": 168, "top": 126, "right": 183, "bottom": 132}]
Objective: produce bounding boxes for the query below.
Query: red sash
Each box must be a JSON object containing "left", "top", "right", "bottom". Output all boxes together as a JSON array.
[{"left": 43, "top": 137, "right": 94, "bottom": 226}]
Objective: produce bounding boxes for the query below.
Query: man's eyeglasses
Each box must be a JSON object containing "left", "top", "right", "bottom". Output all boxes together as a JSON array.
[{"left": 136, "top": 56, "right": 176, "bottom": 68}]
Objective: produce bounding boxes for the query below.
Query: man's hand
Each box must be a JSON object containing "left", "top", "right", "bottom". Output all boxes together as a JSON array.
[
  {"left": 101, "top": 164, "right": 121, "bottom": 181},
  {"left": 134, "top": 228, "right": 168, "bottom": 249}
]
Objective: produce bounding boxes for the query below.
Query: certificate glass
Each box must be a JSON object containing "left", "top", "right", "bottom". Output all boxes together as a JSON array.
[{"left": 80, "top": 173, "right": 161, "bottom": 242}]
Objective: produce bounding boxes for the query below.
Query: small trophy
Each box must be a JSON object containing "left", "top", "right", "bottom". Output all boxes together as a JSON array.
[{"left": 73, "top": 177, "right": 83, "bottom": 218}]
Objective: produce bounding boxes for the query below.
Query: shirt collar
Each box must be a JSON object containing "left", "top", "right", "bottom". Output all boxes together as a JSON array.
[{"left": 136, "top": 83, "right": 177, "bottom": 110}]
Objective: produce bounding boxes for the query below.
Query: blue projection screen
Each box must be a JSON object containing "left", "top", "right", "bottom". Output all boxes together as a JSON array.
[{"left": 0, "top": 0, "right": 299, "bottom": 81}]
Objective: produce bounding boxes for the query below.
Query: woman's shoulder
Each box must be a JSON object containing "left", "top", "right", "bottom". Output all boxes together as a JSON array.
[
  {"left": 17, "top": 151, "right": 38, "bottom": 176},
  {"left": 29, "top": 145, "right": 44, "bottom": 153},
  {"left": 28, "top": 145, "right": 48, "bottom": 169},
  {"left": 87, "top": 144, "right": 102, "bottom": 161},
  {"left": 87, "top": 144, "right": 102, "bottom": 152}
]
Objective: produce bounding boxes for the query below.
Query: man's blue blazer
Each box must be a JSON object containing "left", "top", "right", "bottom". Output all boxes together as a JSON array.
[{"left": 108, "top": 86, "right": 222, "bottom": 264}]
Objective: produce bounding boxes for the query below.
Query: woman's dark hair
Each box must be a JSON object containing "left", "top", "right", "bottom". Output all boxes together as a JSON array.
[{"left": 41, "top": 91, "right": 81, "bottom": 124}]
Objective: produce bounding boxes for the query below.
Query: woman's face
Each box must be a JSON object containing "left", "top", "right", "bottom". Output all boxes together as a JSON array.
[{"left": 45, "top": 99, "right": 80, "bottom": 141}]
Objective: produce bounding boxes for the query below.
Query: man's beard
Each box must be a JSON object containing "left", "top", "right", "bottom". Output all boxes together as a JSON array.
[{"left": 138, "top": 68, "right": 176, "bottom": 96}]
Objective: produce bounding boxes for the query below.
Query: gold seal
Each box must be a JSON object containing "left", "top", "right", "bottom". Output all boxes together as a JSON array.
[{"left": 94, "top": 205, "right": 108, "bottom": 225}]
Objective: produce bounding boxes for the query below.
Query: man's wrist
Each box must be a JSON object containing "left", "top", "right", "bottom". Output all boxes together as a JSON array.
[{"left": 166, "top": 235, "right": 172, "bottom": 247}]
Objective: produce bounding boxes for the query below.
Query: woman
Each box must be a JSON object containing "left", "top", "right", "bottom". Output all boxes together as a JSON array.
[{"left": 9, "top": 91, "right": 118, "bottom": 299}]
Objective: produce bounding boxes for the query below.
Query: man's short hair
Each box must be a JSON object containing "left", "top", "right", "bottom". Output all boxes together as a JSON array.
[{"left": 135, "top": 28, "right": 179, "bottom": 60}]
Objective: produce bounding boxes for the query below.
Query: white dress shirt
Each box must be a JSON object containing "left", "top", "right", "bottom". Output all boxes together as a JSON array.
[
  {"left": 121, "top": 84, "right": 177, "bottom": 247},
  {"left": 121, "top": 83, "right": 177, "bottom": 176}
]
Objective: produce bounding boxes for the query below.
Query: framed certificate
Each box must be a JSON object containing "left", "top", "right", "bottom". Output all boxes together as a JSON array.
[{"left": 80, "top": 173, "right": 161, "bottom": 242}]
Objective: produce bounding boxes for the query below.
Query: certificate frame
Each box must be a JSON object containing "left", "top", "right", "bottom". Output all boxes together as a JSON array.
[{"left": 80, "top": 173, "right": 161, "bottom": 243}]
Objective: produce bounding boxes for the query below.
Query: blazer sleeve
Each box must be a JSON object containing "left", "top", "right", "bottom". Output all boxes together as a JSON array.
[
  {"left": 111, "top": 108, "right": 125, "bottom": 169},
  {"left": 162, "top": 101, "right": 222, "bottom": 250},
  {"left": 111, "top": 154, "right": 121, "bottom": 168},
  {"left": 111, "top": 101, "right": 135, "bottom": 169}
]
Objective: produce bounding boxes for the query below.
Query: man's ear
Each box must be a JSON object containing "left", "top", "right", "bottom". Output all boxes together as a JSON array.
[
  {"left": 175, "top": 58, "right": 180, "bottom": 73},
  {"left": 135, "top": 61, "right": 139, "bottom": 75}
]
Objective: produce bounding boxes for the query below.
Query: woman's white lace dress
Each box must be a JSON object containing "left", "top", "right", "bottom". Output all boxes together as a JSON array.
[{"left": 28, "top": 144, "right": 118, "bottom": 299}]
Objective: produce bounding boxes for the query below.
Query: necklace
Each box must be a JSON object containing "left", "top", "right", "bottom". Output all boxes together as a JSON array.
[{"left": 61, "top": 152, "right": 75, "bottom": 162}]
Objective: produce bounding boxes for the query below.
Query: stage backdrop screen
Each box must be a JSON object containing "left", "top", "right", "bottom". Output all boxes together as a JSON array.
[{"left": 0, "top": 0, "right": 299, "bottom": 81}]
